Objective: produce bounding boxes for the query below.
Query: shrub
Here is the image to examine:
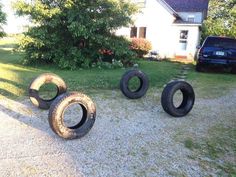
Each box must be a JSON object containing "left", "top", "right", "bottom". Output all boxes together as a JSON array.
[
  {"left": 94, "top": 59, "right": 123, "bottom": 69},
  {"left": 0, "top": 3, "right": 6, "bottom": 37},
  {"left": 130, "top": 38, "right": 152, "bottom": 58},
  {"left": 13, "top": 0, "right": 138, "bottom": 69}
]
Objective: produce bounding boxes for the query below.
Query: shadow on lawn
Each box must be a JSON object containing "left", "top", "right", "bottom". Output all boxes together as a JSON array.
[
  {"left": 0, "top": 49, "right": 24, "bottom": 65},
  {"left": 0, "top": 77, "right": 25, "bottom": 88},
  {"left": 0, "top": 88, "right": 20, "bottom": 98},
  {"left": 0, "top": 43, "right": 18, "bottom": 49}
]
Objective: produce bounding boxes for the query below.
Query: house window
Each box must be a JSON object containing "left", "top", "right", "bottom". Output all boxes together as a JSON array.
[
  {"left": 139, "top": 27, "right": 146, "bottom": 38},
  {"left": 188, "top": 17, "right": 195, "bottom": 22},
  {"left": 180, "top": 30, "right": 188, "bottom": 40},
  {"left": 187, "top": 15, "right": 195, "bottom": 22},
  {"left": 130, "top": 27, "right": 137, "bottom": 38},
  {"left": 130, "top": 27, "right": 147, "bottom": 38},
  {"left": 179, "top": 30, "right": 188, "bottom": 51}
]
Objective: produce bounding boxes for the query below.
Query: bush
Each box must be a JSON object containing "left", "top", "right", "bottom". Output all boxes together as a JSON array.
[
  {"left": 130, "top": 38, "right": 152, "bottom": 58},
  {"left": 14, "top": 0, "right": 138, "bottom": 70},
  {"left": 93, "top": 59, "right": 123, "bottom": 69},
  {"left": 0, "top": 3, "right": 6, "bottom": 38}
]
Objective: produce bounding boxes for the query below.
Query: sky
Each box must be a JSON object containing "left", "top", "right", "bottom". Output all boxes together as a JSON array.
[{"left": 1, "top": 0, "right": 29, "bottom": 34}]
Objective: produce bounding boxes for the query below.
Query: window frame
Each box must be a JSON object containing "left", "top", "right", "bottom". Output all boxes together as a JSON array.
[
  {"left": 139, "top": 27, "right": 147, "bottom": 38},
  {"left": 179, "top": 30, "right": 189, "bottom": 51},
  {"left": 130, "top": 26, "right": 147, "bottom": 39},
  {"left": 130, "top": 27, "right": 138, "bottom": 38}
]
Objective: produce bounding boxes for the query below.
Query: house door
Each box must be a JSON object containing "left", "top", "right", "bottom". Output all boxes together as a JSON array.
[{"left": 176, "top": 30, "right": 188, "bottom": 58}]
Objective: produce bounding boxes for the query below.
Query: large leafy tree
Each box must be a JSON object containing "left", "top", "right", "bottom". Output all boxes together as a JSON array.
[
  {"left": 0, "top": 3, "right": 6, "bottom": 37},
  {"left": 202, "top": 0, "right": 236, "bottom": 40},
  {"left": 14, "top": 0, "right": 138, "bottom": 69}
]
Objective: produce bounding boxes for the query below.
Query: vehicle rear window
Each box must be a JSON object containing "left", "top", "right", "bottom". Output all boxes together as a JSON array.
[{"left": 204, "top": 37, "right": 236, "bottom": 50}]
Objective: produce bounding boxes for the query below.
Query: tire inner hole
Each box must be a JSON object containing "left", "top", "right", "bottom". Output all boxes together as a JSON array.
[
  {"left": 173, "top": 90, "right": 184, "bottom": 108},
  {"left": 128, "top": 76, "right": 141, "bottom": 92},
  {"left": 39, "top": 83, "right": 58, "bottom": 101},
  {"left": 63, "top": 103, "right": 85, "bottom": 128}
]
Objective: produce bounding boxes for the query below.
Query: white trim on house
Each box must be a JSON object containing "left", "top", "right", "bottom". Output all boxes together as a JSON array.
[{"left": 172, "top": 23, "right": 201, "bottom": 26}]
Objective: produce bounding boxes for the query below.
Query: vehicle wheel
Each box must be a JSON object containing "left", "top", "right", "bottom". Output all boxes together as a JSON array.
[
  {"left": 196, "top": 63, "right": 203, "bottom": 72},
  {"left": 120, "top": 69, "right": 149, "bottom": 99},
  {"left": 161, "top": 81, "right": 195, "bottom": 117},
  {"left": 231, "top": 67, "right": 236, "bottom": 74},
  {"left": 29, "top": 73, "right": 67, "bottom": 110},
  {"left": 48, "top": 92, "right": 96, "bottom": 139}
]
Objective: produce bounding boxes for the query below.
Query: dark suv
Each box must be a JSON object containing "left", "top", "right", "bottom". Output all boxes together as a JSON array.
[{"left": 196, "top": 36, "right": 236, "bottom": 72}]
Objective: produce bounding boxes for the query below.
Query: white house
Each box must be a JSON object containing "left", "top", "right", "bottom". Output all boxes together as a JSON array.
[{"left": 116, "top": 0, "right": 209, "bottom": 60}]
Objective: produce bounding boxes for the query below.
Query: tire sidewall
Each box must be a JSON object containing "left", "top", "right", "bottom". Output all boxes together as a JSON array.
[
  {"left": 48, "top": 92, "right": 96, "bottom": 139},
  {"left": 120, "top": 69, "right": 149, "bottom": 99},
  {"left": 161, "top": 81, "right": 195, "bottom": 117},
  {"left": 29, "top": 73, "right": 67, "bottom": 109}
]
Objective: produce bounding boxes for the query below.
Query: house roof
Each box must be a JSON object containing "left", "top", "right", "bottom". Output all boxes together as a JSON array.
[{"left": 163, "top": 0, "right": 209, "bottom": 12}]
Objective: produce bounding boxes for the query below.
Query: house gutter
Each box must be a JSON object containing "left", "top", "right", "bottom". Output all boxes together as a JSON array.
[
  {"left": 158, "top": 0, "right": 180, "bottom": 18},
  {"left": 172, "top": 23, "right": 202, "bottom": 27}
]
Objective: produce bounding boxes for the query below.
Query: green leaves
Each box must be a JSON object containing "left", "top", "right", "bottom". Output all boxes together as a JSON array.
[
  {"left": 0, "top": 3, "right": 6, "bottom": 37},
  {"left": 13, "top": 0, "right": 138, "bottom": 69},
  {"left": 202, "top": 0, "right": 236, "bottom": 40}
]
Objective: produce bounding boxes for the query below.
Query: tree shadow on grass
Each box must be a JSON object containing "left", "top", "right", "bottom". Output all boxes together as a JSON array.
[
  {"left": 0, "top": 77, "right": 25, "bottom": 88},
  {"left": 0, "top": 88, "right": 20, "bottom": 98},
  {"left": 0, "top": 77, "right": 28, "bottom": 99},
  {"left": 0, "top": 50, "right": 23, "bottom": 65},
  {"left": 0, "top": 43, "right": 18, "bottom": 49}
]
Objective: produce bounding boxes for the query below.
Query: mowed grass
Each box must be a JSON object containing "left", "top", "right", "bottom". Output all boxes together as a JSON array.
[
  {"left": 1, "top": 37, "right": 235, "bottom": 100},
  {"left": 0, "top": 37, "right": 180, "bottom": 99},
  {"left": 0, "top": 38, "right": 236, "bottom": 98},
  {"left": 187, "top": 64, "right": 236, "bottom": 99}
]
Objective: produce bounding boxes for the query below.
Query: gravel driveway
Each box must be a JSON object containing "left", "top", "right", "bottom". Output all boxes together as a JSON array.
[{"left": 0, "top": 89, "right": 235, "bottom": 177}]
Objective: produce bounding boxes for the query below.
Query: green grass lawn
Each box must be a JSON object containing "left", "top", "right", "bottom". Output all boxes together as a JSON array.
[
  {"left": 1, "top": 37, "right": 236, "bottom": 100},
  {"left": 0, "top": 37, "right": 181, "bottom": 99},
  {"left": 187, "top": 64, "right": 236, "bottom": 99}
]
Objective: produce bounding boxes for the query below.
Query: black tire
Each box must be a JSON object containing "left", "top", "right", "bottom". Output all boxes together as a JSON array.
[
  {"left": 196, "top": 63, "right": 203, "bottom": 72},
  {"left": 161, "top": 81, "right": 195, "bottom": 117},
  {"left": 231, "top": 67, "right": 236, "bottom": 74},
  {"left": 120, "top": 69, "right": 149, "bottom": 99},
  {"left": 29, "top": 73, "right": 67, "bottom": 110},
  {"left": 48, "top": 92, "right": 96, "bottom": 139}
]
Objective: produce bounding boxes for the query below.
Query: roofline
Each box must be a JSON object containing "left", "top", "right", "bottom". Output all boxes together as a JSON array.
[
  {"left": 172, "top": 23, "right": 202, "bottom": 26},
  {"left": 157, "top": 0, "right": 180, "bottom": 18}
]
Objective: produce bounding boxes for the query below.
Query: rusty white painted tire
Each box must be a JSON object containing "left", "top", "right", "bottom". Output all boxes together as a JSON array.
[{"left": 29, "top": 73, "right": 67, "bottom": 110}]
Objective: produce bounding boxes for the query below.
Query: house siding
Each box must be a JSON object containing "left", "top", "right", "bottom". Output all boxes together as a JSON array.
[
  {"left": 116, "top": 0, "right": 204, "bottom": 60},
  {"left": 172, "top": 25, "right": 200, "bottom": 59}
]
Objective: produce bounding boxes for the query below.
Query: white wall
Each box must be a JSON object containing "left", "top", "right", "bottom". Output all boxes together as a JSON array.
[
  {"left": 172, "top": 25, "right": 200, "bottom": 59},
  {"left": 116, "top": 0, "right": 177, "bottom": 56},
  {"left": 116, "top": 0, "right": 201, "bottom": 60}
]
